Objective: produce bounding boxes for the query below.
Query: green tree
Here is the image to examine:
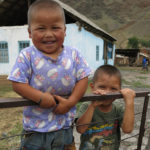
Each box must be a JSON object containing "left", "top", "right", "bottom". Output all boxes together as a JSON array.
[
  {"left": 139, "top": 39, "right": 150, "bottom": 47},
  {"left": 127, "top": 37, "right": 139, "bottom": 48}
]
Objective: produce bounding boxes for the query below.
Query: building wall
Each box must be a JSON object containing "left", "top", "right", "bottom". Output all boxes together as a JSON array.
[
  {"left": 0, "top": 24, "right": 115, "bottom": 75},
  {"left": 0, "top": 25, "right": 32, "bottom": 75},
  {"left": 64, "top": 23, "right": 115, "bottom": 71}
]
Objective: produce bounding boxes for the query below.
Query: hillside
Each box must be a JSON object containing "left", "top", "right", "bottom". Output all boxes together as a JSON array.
[{"left": 61, "top": 0, "right": 150, "bottom": 48}]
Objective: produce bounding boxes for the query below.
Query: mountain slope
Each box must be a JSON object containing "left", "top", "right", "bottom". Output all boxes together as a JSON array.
[{"left": 61, "top": 0, "right": 150, "bottom": 48}]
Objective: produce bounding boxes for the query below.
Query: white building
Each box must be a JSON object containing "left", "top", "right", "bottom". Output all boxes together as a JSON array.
[{"left": 0, "top": 0, "right": 116, "bottom": 75}]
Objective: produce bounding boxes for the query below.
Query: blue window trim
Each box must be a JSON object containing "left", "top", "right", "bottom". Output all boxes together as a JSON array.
[
  {"left": 103, "top": 41, "right": 113, "bottom": 60},
  {"left": 0, "top": 41, "right": 9, "bottom": 63},
  {"left": 18, "top": 40, "right": 30, "bottom": 52},
  {"left": 96, "top": 45, "right": 99, "bottom": 61},
  {"left": 107, "top": 42, "right": 113, "bottom": 59}
]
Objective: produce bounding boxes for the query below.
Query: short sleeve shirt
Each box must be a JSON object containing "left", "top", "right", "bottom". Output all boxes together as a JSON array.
[
  {"left": 77, "top": 102, "right": 124, "bottom": 150},
  {"left": 8, "top": 45, "right": 91, "bottom": 132}
]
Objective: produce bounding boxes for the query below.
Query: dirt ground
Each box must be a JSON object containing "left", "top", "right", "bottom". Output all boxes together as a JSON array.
[
  {"left": 118, "top": 67, "right": 150, "bottom": 150},
  {"left": 0, "top": 66, "right": 150, "bottom": 150},
  {"left": 120, "top": 67, "right": 150, "bottom": 89}
]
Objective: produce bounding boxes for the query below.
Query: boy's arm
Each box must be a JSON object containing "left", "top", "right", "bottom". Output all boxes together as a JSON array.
[
  {"left": 12, "top": 82, "right": 56, "bottom": 108},
  {"left": 53, "top": 77, "right": 88, "bottom": 114},
  {"left": 77, "top": 91, "right": 105, "bottom": 134},
  {"left": 68, "top": 77, "right": 89, "bottom": 106},
  {"left": 120, "top": 88, "right": 135, "bottom": 133},
  {"left": 76, "top": 102, "right": 96, "bottom": 134}
]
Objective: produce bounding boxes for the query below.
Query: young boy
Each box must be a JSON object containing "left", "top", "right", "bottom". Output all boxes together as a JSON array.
[
  {"left": 76, "top": 65, "right": 135, "bottom": 150},
  {"left": 8, "top": 0, "right": 91, "bottom": 149}
]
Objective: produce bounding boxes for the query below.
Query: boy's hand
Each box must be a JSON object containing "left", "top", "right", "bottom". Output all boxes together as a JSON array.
[
  {"left": 120, "top": 88, "right": 135, "bottom": 105},
  {"left": 53, "top": 95, "right": 71, "bottom": 114},
  {"left": 91, "top": 89, "right": 107, "bottom": 107},
  {"left": 93, "top": 89, "right": 107, "bottom": 95},
  {"left": 40, "top": 92, "right": 56, "bottom": 108}
]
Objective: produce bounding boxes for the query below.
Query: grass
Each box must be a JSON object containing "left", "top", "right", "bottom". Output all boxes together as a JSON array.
[
  {"left": 9, "top": 122, "right": 22, "bottom": 135},
  {"left": 132, "top": 81, "right": 150, "bottom": 88},
  {"left": 0, "top": 122, "right": 22, "bottom": 149},
  {"left": 117, "top": 66, "right": 150, "bottom": 74},
  {"left": 0, "top": 107, "right": 22, "bottom": 149},
  {"left": 122, "top": 79, "right": 131, "bottom": 85},
  {"left": 136, "top": 76, "right": 147, "bottom": 80},
  {"left": 0, "top": 79, "right": 22, "bottom": 149},
  {"left": 0, "top": 85, "right": 13, "bottom": 96},
  {"left": 122, "top": 78, "right": 150, "bottom": 88},
  {"left": 117, "top": 66, "right": 139, "bottom": 72},
  {"left": 140, "top": 70, "right": 150, "bottom": 74}
]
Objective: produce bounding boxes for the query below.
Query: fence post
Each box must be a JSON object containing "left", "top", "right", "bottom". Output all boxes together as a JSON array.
[
  {"left": 137, "top": 95, "right": 150, "bottom": 150},
  {"left": 146, "top": 133, "right": 150, "bottom": 150}
]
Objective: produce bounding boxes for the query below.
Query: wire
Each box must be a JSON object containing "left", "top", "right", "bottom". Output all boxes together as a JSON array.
[{"left": 0, "top": 109, "right": 150, "bottom": 141}]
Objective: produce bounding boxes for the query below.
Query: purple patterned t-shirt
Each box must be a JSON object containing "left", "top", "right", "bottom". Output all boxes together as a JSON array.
[{"left": 8, "top": 45, "right": 91, "bottom": 132}]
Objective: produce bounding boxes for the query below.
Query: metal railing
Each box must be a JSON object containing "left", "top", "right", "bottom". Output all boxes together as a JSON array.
[{"left": 0, "top": 90, "right": 150, "bottom": 150}]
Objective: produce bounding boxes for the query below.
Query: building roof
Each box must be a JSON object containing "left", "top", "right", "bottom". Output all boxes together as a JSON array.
[
  {"left": 115, "top": 48, "right": 139, "bottom": 57},
  {"left": 139, "top": 52, "right": 149, "bottom": 58},
  {"left": 0, "top": 0, "right": 116, "bottom": 42}
]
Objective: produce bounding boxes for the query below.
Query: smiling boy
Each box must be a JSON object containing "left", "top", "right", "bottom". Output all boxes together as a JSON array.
[{"left": 8, "top": 0, "right": 91, "bottom": 149}]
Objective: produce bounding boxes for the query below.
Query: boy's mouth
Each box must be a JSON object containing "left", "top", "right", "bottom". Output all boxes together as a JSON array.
[{"left": 43, "top": 41, "right": 56, "bottom": 44}]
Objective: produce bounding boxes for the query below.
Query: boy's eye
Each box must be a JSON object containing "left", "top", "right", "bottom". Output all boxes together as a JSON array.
[
  {"left": 37, "top": 27, "right": 45, "bottom": 30},
  {"left": 52, "top": 26, "right": 60, "bottom": 30},
  {"left": 111, "top": 88, "right": 118, "bottom": 91},
  {"left": 98, "top": 86, "right": 105, "bottom": 89}
]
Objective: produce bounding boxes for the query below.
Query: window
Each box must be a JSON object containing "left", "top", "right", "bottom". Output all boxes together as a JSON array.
[
  {"left": 103, "top": 41, "right": 113, "bottom": 63},
  {"left": 107, "top": 42, "right": 113, "bottom": 59},
  {"left": 18, "top": 41, "right": 30, "bottom": 52},
  {"left": 0, "top": 41, "right": 9, "bottom": 63},
  {"left": 96, "top": 45, "right": 99, "bottom": 61}
]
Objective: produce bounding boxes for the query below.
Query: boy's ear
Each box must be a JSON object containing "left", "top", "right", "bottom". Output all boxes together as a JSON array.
[
  {"left": 90, "top": 82, "right": 94, "bottom": 90},
  {"left": 28, "top": 27, "right": 32, "bottom": 38},
  {"left": 64, "top": 26, "right": 66, "bottom": 36}
]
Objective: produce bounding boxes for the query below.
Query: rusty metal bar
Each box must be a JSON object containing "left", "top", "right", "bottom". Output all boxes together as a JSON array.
[
  {"left": 0, "top": 91, "right": 149, "bottom": 108},
  {"left": 80, "top": 91, "right": 150, "bottom": 102},
  {"left": 0, "top": 97, "right": 35, "bottom": 108},
  {"left": 0, "top": 90, "right": 150, "bottom": 149},
  {"left": 137, "top": 95, "right": 150, "bottom": 150}
]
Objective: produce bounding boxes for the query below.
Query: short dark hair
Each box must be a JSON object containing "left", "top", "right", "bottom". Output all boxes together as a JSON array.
[
  {"left": 28, "top": 0, "right": 65, "bottom": 26},
  {"left": 93, "top": 64, "right": 122, "bottom": 86}
]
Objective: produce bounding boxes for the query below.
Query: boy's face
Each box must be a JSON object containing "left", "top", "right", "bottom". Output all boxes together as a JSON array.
[
  {"left": 91, "top": 72, "right": 121, "bottom": 106},
  {"left": 28, "top": 8, "right": 66, "bottom": 55}
]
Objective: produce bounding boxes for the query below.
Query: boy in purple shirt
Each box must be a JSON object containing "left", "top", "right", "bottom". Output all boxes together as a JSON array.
[{"left": 8, "top": 0, "right": 91, "bottom": 149}]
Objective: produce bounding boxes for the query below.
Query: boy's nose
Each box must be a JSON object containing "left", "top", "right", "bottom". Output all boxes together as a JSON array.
[
  {"left": 45, "top": 30, "right": 53, "bottom": 37},
  {"left": 105, "top": 88, "right": 111, "bottom": 93}
]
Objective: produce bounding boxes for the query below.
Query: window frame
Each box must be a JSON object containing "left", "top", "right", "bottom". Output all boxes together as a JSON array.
[
  {"left": 107, "top": 42, "right": 113, "bottom": 59},
  {"left": 0, "top": 41, "right": 9, "bottom": 63},
  {"left": 18, "top": 40, "right": 30, "bottom": 52},
  {"left": 96, "top": 45, "right": 99, "bottom": 61}
]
